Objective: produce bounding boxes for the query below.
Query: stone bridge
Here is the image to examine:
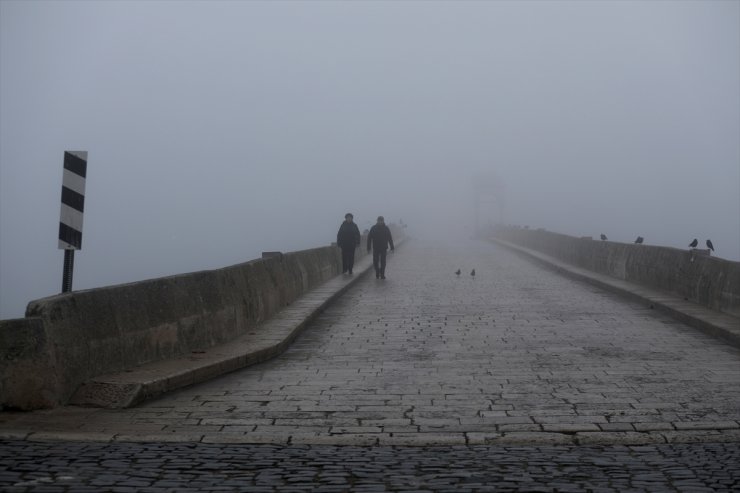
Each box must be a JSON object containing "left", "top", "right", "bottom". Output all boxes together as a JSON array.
[{"left": 1, "top": 228, "right": 739, "bottom": 491}]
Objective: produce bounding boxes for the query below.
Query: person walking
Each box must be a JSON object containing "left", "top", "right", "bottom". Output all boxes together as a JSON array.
[
  {"left": 337, "top": 213, "right": 361, "bottom": 275},
  {"left": 367, "top": 216, "right": 394, "bottom": 279}
]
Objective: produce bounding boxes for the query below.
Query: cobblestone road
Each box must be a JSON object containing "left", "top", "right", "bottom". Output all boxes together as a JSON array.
[
  {"left": 1, "top": 239, "right": 739, "bottom": 490},
  {"left": 2, "top": 440, "right": 739, "bottom": 492},
  {"left": 95, "top": 239, "right": 739, "bottom": 445}
]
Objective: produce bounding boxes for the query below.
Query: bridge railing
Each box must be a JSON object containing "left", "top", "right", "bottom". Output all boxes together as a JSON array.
[
  {"left": 491, "top": 226, "right": 740, "bottom": 318},
  {"left": 0, "top": 225, "right": 402, "bottom": 411}
]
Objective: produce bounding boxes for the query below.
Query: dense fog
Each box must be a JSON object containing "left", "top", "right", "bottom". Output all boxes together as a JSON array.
[{"left": 1, "top": 1, "right": 738, "bottom": 318}]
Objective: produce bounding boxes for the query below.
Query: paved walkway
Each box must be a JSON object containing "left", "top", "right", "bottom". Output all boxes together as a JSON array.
[
  {"left": 2, "top": 239, "right": 740, "bottom": 491},
  {"left": 2, "top": 239, "right": 739, "bottom": 446},
  {"left": 1, "top": 440, "right": 738, "bottom": 492}
]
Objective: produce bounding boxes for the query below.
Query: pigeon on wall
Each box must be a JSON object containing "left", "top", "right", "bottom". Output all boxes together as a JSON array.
[
  {"left": 706, "top": 239, "right": 714, "bottom": 251},
  {"left": 689, "top": 238, "right": 698, "bottom": 248},
  {"left": 600, "top": 234, "right": 608, "bottom": 241},
  {"left": 634, "top": 236, "right": 644, "bottom": 244}
]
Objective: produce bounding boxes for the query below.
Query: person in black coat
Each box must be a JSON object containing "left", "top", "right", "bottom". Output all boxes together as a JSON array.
[
  {"left": 366, "top": 216, "right": 394, "bottom": 279},
  {"left": 337, "top": 213, "right": 361, "bottom": 274}
]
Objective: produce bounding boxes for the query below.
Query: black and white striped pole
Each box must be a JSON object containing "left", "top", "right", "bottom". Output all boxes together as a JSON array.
[{"left": 58, "top": 151, "right": 87, "bottom": 293}]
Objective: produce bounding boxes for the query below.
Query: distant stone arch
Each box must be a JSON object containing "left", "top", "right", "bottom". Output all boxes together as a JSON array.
[{"left": 472, "top": 172, "right": 505, "bottom": 236}]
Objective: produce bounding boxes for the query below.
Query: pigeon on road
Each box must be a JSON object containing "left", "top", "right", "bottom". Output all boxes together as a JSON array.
[
  {"left": 455, "top": 269, "right": 461, "bottom": 276},
  {"left": 470, "top": 269, "right": 476, "bottom": 278}
]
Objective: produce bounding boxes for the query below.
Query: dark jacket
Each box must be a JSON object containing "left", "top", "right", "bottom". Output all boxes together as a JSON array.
[
  {"left": 367, "top": 224, "right": 394, "bottom": 251},
  {"left": 337, "top": 221, "right": 361, "bottom": 249}
]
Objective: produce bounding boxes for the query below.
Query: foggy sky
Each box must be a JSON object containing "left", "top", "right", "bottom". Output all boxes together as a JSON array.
[{"left": 1, "top": 0, "right": 739, "bottom": 318}]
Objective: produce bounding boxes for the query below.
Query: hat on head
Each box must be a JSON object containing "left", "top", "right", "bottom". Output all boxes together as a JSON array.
[
  {"left": 377, "top": 216, "right": 384, "bottom": 222},
  {"left": 345, "top": 213, "right": 353, "bottom": 219}
]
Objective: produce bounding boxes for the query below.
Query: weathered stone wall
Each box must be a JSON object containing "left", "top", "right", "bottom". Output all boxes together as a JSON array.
[
  {"left": 0, "top": 317, "right": 58, "bottom": 410},
  {"left": 492, "top": 227, "right": 740, "bottom": 318},
  {"left": 0, "top": 242, "right": 366, "bottom": 410}
]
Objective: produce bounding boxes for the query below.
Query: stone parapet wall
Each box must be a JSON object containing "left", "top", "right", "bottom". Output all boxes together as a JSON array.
[
  {"left": 492, "top": 227, "right": 740, "bottom": 318},
  {"left": 0, "top": 230, "right": 388, "bottom": 410}
]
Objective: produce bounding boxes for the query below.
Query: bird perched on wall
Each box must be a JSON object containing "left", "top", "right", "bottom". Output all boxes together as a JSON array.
[
  {"left": 689, "top": 238, "right": 698, "bottom": 248},
  {"left": 634, "top": 236, "right": 644, "bottom": 244},
  {"left": 470, "top": 269, "right": 476, "bottom": 277},
  {"left": 706, "top": 239, "right": 714, "bottom": 251},
  {"left": 600, "top": 234, "right": 608, "bottom": 241},
  {"left": 455, "top": 269, "right": 461, "bottom": 276}
]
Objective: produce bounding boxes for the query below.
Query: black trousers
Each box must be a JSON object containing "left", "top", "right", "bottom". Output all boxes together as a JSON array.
[
  {"left": 372, "top": 249, "right": 388, "bottom": 277},
  {"left": 341, "top": 246, "right": 356, "bottom": 273}
]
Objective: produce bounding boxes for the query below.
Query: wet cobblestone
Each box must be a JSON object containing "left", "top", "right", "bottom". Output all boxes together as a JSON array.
[
  {"left": 101, "top": 240, "right": 739, "bottom": 445},
  {"left": 1, "top": 440, "right": 739, "bottom": 492}
]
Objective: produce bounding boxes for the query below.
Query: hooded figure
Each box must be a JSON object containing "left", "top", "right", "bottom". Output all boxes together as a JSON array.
[
  {"left": 337, "top": 213, "right": 361, "bottom": 274},
  {"left": 366, "top": 216, "right": 394, "bottom": 279}
]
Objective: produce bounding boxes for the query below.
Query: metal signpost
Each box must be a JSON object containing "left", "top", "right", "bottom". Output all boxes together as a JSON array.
[{"left": 58, "top": 151, "right": 88, "bottom": 293}]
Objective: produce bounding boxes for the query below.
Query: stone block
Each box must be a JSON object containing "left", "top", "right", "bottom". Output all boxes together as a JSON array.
[{"left": 0, "top": 318, "right": 59, "bottom": 410}]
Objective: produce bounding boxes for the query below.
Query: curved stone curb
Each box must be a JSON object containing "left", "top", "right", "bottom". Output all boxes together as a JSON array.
[
  {"left": 490, "top": 238, "right": 740, "bottom": 349},
  {"left": 68, "top": 242, "right": 406, "bottom": 409}
]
